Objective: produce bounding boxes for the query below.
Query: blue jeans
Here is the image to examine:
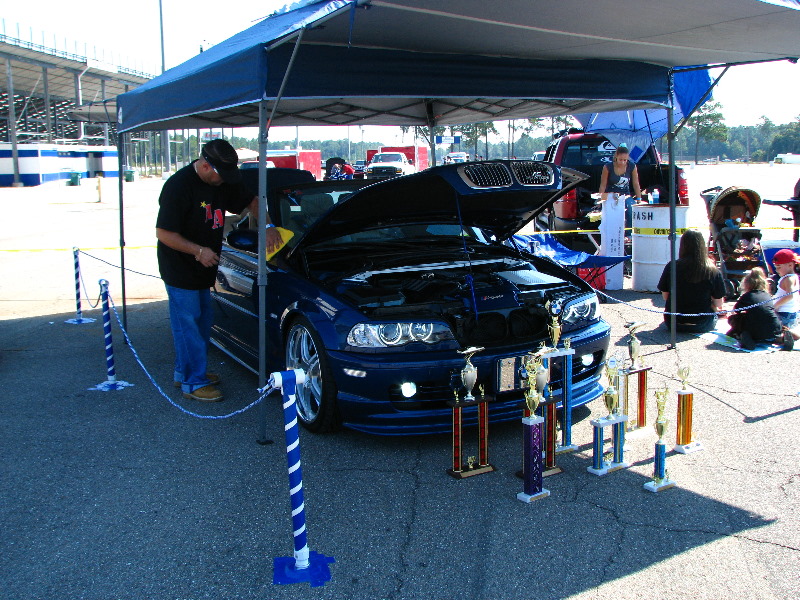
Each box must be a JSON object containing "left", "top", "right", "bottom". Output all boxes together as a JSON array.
[
  {"left": 165, "top": 284, "right": 213, "bottom": 393},
  {"left": 777, "top": 311, "right": 798, "bottom": 329}
]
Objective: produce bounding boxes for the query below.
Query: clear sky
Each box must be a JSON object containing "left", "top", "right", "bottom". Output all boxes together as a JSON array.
[{"left": 3, "top": 0, "right": 799, "bottom": 143}]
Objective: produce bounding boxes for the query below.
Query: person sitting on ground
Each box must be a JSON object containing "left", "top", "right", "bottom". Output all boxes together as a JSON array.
[
  {"left": 771, "top": 248, "right": 799, "bottom": 330},
  {"left": 657, "top": 229, "right": 726, "bottom": 333},
  {"left": 725, "top": 267, "right": 790, "bottom": 350}
]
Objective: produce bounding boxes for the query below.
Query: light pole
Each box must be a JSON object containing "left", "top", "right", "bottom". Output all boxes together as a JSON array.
[{"left": 159, "top": 0, "right": 171, "bottom": 174}]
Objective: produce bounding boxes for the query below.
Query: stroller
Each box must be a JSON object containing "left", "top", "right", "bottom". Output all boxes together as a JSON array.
[{"left": 701, "top": 185, "right": 769, "bottom": 299}]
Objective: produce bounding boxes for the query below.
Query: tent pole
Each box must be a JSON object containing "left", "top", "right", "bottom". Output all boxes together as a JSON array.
[
  {"left": 256, "top": 98, "right": 271, "bottom": 445},
  {"left": 117, "top": 132, "right": 128, "bottom": 332},
  {"left": 256, "top": 31, "right": 304, "bottom": 444},
  {"left": 667, "top": 73, "right": 677, "bottom": 349}
]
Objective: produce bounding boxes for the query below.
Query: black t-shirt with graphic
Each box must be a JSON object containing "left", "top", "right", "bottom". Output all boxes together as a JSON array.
[{"left": 156, "top": 161, "right": 252, "bottom": 290}]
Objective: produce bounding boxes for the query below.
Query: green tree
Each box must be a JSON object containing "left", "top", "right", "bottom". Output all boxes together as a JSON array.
[
  {"left": 686, "top": 102, "right": 728, "bottom": 163},
  {"left": 770, "top": 117, "right": 800, "bottom": 157}
]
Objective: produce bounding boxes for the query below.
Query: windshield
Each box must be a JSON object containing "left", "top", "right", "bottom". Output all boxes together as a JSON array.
[{"left": 372, "top": 153, "right": 404, "bottom": 163}]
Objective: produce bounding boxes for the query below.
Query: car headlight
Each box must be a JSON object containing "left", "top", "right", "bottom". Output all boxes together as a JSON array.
[
  {"left": 347, "top": 322, "right": 454, "bottom": 347},
  {"left": 561, "top": 294, "right": 599, "bottom": 324}
]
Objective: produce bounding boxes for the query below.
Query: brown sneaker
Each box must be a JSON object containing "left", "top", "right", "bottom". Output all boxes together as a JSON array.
[
  {"left": 182, "top": 385, "right": 224, "bottom": 402},
  {"left": 174, "top": 373, "right": 221, "bottom": 388}
]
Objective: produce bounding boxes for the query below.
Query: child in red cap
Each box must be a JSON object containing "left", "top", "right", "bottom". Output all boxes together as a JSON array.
[{"left": 771, "top": 248, "right": 799, "bottom": 329}]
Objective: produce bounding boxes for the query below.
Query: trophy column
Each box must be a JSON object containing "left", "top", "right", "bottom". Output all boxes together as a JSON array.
[
  {"left": 518, "top": 354, "right": 549, "bottom": 502},
  {"left": 622, "top": 366, "right": 652, "bottom": 432},
  {"left": 674, "top": 367, "right": 703, "bottom": 454},
  {"left": 644, "top": 386, "right": 676, "bottom": 492},
  {"left": 447, "top": 347, "right": 495, "bottom": 479},
  {"left": 587, "top": 356, "right": 629, "bottom": 476},
  {"left": 517, "top": 413, "right": 550, "bottom": 503}
]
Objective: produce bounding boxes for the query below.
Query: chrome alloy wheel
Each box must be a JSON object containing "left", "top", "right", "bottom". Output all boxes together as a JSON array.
[{"left": 285, "top": 322, "right": 323, "bottom": 425}]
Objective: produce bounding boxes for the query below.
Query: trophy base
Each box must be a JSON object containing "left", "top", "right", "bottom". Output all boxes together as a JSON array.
[
  {"left": 555, "top": 443, "right": 578, "bottom": 454},
  {"left": 447, "top": 464, "right": 495, "bottom": 479},
  {"left": 542, "top": 466, "right": 563, "bottom": 477},
  {"left": 587, "top": 461, "right": 628, "bottom": 477},
  {"left": 674, "top": 441, "right": 704, "bottom": 454},
  {"left": 517, "top": 489, "right": 550, "bottom": 503},
  {"left": 643, "top": 478, "right": 676, "bottom": 493}
]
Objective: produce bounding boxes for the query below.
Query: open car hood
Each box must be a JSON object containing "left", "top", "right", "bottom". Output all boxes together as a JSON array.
[{"left": 299, "top": 160, "right": 587, "bottom": 248}]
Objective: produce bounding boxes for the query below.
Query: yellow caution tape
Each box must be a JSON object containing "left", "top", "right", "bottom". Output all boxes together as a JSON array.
[{"left": 633, "top": 228, "right": 690, "bottom": 236}]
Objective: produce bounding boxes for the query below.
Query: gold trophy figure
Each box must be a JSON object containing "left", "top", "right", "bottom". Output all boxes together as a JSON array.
[
  {"left": 677, "top": 366, "right": 691, "bottom": 391},
  {"left": 457, "top": 346, "right": 484, "bottom": 402},
  {"left": 624, "top": 322, "right": 646, "bottom": 370},
  {"left": 546, "top": 300, "right": 563, "bottom": 348},
  {"left": 654, "top": 386, "right": 669, "bottom": 446}
]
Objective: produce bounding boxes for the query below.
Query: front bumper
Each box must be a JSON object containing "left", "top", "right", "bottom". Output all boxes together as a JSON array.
[{"left": 328, "top": 319, "right": 610, "bottom": 435}]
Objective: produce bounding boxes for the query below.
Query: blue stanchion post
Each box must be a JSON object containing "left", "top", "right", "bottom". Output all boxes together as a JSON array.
[
  {"left": 272, "top": 369, "right": 334, "bottom": 587},
  {"left": 65, "top": 247, "right": 95, "bottom": 324},
  {"left": 88, "top": 280, "right": 133, "bottom": 391}
]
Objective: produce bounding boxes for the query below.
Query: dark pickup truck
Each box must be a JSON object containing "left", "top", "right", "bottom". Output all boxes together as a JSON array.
[{"left": 537, "top": 129, "right": 688, "bottom": 248}]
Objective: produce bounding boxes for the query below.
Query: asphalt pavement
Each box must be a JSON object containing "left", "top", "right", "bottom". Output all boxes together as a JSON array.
[{"left": 2, "top": 166, "right": 800, "bottom": 600}]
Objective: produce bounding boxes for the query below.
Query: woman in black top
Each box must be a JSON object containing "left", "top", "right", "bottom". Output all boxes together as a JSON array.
[{"left": 657, "top": 230, "right": 725, "bottom": 333}]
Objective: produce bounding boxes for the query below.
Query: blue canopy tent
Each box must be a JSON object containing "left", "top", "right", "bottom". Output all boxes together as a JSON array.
[
  {"left": 99, "top": 0, "right": 800, "bottom": 413},
  {"left": 573, "top": 70, "right": 715, "bottom": 163}
]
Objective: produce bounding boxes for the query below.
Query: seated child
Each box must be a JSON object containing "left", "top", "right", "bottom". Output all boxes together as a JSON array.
[
  {"left": 771, "top": 249, "right": 800, "bottom": 329},
  {"left": 726, "top": 267, "right": 791, "bottom": 350}
]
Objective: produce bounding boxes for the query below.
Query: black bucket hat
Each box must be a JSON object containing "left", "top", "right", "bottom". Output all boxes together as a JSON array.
[{"left": 201, "top": 139, "right": 240, "bottom": 184}]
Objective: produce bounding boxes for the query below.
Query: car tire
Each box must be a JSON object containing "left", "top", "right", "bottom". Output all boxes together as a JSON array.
[{"left": 284, "top": 316, "right": 341, "bottom": 433}]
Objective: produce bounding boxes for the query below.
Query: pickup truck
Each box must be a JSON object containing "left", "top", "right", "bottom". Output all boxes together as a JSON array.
[
  {"left": 537, "top": 129, "right": 688, "bottom": 248},
  {"left": 364, "top": 152, "right": 416, "bottom": 180}
]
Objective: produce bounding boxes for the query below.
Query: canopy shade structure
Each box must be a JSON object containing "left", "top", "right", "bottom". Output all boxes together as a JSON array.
[
  {"left": 573, "top": 69, "right": 715, "bottom": 162},
  {"left": 115, "top": 0, "right": 800, "bottom": 133}
]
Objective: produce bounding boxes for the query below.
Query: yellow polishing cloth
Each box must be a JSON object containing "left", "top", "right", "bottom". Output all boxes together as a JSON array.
[{"left": 266, "top": 227, "right": 295, "bottom": 260}]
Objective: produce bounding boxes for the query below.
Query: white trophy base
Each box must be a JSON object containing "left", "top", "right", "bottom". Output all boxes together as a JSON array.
[
  {"left": 674, "top": 441, "right": 704, "bottom": 454},
  {"left": 643, "top": 478, "right": 676, "bottom": 493},
  {"left": 590, "top": 413, "right": 628, "bottom": 428},
  {"left": 517, "top": 489, "right": 550, "bottom": 503},
  {"left": 586, "top": 461, "right": 629, "bottom": 476}
]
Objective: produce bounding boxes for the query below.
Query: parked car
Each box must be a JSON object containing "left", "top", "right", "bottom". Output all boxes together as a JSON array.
[
  {"left": 211, "top": 160, "right": 610, "bottom": 435},
  {"left": 364, "top": 152, "right": 416, "bottom": 179},
  {"left": 353, "top": 159, "right": 366, "bottom": 179},
  {"left": 537, "top": 129, "right": 689, "bottom": 250}
]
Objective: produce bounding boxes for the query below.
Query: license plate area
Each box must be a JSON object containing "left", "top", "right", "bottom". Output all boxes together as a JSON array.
[{"left": 496, "top": 355, "right": 528, "bottom": 393}]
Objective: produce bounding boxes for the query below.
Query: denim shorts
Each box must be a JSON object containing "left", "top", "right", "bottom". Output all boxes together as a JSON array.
[{"left": 776, "top": 311, "right": 798, "bottom": 329}]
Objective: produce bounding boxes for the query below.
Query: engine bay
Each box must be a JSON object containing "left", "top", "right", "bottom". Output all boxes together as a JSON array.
[{"left": 334, "top": 257, "right": 584, "bottom": 347}]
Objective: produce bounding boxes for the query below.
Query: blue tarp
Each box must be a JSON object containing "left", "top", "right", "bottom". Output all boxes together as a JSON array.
[{"left": 573, "top": 69, "right": 713, "bottom": 162}]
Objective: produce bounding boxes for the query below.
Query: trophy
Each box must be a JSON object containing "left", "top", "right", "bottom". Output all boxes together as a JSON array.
[
  {"left": 624, "top": 322, "right": 646, "bottom": 370},
  {"left": 546, "top": 300, "right": 563, "bottom": 348},
  {"left": 518, "top": 349, "right": 550, "bottom": 503},
  {"left": 674, "top": 366, "right": 703, "bottom": 454},
  {"left": 644, "top": 385, "right": 676, "bottom": 492},
  {"left": 457, "top": 346, "right": 484, "bottom": 402},
  {"left": 587, "top": 354, "right": 629, "bottom": 476},
  {"left": 621, "top": 323, "right": 651, "bottom": 432},
  {"left": 447, "top": 347, "right": 494, "bottom": 479}
]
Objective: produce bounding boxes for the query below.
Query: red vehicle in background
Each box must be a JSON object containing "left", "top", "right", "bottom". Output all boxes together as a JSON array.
[
  {"left": 537, "top": 129, "right": 689, "bottom": 249},
  {"left": 241, "top": 150, "right": 322, "bottom": 179}
]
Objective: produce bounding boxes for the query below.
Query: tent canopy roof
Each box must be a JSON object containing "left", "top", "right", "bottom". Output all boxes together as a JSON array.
[{"left": 115, "top": 0, "right": 800, "bottom": 132}]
